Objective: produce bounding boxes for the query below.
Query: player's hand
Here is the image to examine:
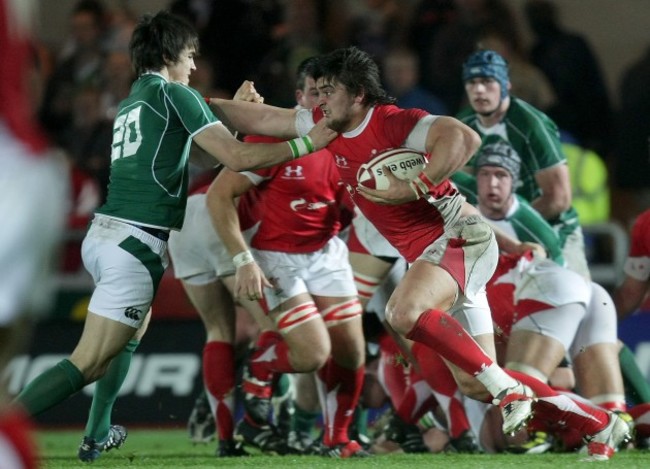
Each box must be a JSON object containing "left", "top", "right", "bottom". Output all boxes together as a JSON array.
[
  {"left": 356, "top": 165, "right": 418, "bottom": 204},
  {"left": 234, "top": 262, "right": 272, "bottom": 301},
  {"left": 233, "top": 80, "right": 264, "bottom": 103},
  {"left": 306, "top": 119, "right": 337, "bottom": 151},
  {"left": 516, "top": 241, "right": 547, "bottom": 259}
]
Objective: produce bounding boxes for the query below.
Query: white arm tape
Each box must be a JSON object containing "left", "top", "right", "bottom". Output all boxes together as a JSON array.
[{"left": 233, "top": 250, "right": 255, "bottom": 269}]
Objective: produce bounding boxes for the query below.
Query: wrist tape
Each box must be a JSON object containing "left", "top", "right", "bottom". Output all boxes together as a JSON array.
[
  {"left": 287, "top": 136, "right": 315, "bottom": 159},
  {"left": 233, "top": 250, "right": 255, "bottom": 268},
  {"left": 408, "top": 171, "right": 437, "bottom": 199}
]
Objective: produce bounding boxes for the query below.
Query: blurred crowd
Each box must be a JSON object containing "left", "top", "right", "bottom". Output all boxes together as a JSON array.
[
  {"left": 34, "top": 0, "right": 649, "bottom": 274},
  {"left": 6, "top": 1, "right": 647, "bottom": 463}
]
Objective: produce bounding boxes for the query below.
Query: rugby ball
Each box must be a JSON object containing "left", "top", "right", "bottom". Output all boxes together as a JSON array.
[{"left": 357, "top": 148, "right": 428, "bottom": 190}]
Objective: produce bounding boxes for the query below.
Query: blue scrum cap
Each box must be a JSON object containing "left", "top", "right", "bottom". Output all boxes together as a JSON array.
[{"left": 462, "top": 49, "right": 510, "bottom": 100}]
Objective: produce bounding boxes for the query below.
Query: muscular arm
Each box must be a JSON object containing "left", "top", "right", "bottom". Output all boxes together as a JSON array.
[
  {"left": 357, "top": 116, "right": 480, "bottom": 204},
  {"left": 206, "top": 169, "right": 270, "bottom": 300},
  {"left": 208, "top": 98, "right": 299, "bottom": 139},
  {"left": 422, "top": 116, "right": 482, "bottom": 185},
  {"left": 193, "top": 81, "right": 332, "bottom": 171},
  {"left": 193, "top": 118, "right": 335, "bottom": 172},
  {"left": 531, "top": 164, "right": 572, "bottom": 219}
]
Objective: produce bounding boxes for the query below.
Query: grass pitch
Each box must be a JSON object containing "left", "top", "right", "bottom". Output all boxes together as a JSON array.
[{"left": 39, "top": 428, "right": 650, "bottom": 468}]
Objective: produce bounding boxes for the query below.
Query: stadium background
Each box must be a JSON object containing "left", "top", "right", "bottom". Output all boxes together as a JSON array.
[{"left": 9, "top": 0, "right": 649, "bottom": 428}]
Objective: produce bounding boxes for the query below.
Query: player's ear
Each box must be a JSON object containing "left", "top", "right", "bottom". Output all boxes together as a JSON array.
[{"left": 354, "top": 88, "right": 365, "bottom": 104}]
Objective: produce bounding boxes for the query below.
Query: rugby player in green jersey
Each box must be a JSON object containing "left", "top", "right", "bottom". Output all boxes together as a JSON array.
[
  {"left": 14, "top": 10, "right": 334, "bottom": 462},
  {"left": 453, "top": 140, "right": 630, "bottom": 455},
  {"left": 457, "top": 49, "right": 588, "bottom": 279}
]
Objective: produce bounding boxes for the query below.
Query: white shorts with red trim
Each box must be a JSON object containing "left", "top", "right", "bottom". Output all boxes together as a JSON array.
[
  {"left": 254, "top": 236, "right": 357, "bottom": 311},
  {"left": 168, "top": 193, "right": 256, "bottom": 283}
]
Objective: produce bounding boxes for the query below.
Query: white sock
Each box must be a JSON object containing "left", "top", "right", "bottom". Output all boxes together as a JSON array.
[{"left": 475, "top": 363, "right": 518, "bottom": 398}]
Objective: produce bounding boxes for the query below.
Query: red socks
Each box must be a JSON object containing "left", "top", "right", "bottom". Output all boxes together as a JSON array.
[
  {"left": 405, "top": 309, "right": 494, "bottom": 376},
  {"left": 0, "top": 408, "right": 38, "bottom": 469}
]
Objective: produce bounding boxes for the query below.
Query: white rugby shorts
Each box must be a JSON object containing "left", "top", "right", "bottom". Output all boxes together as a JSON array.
[
  {"left": 168, "top": 194, "right": 256, "bottom": 283},
  {"left": 418, "top": 215, "right": 498, "bottom": 336},
  {"left": 254, "top": 236, "right": 358, "bottom": 311},
  {"left": 82, "top": 215, "right": 169, "bottom": 327}
]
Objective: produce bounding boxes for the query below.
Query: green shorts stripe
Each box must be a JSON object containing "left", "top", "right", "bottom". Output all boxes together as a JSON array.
[{"left": 119, "top": 236, "right": 166, "bottom": 295}]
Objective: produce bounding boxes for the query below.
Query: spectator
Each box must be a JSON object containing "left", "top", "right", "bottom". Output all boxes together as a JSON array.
[
  {"left": 40, "top": 0, "right": 108, "bottom": 141},
  {"left": 615, "top": 46, "right": 650, "bottom": 221},
  {"left": 562, "top": 134, "right": 610, "bottom": 226},
  {"left": 102, "top": 2, "right": 137, "bottom": 53},
  {"left": 419, "top": 0, "right": 517, "bottom": 113},
  {"left": 407, "top": 0, "right": 457, "bottom": 77},
  {"left": 524, "top": 0, "right": 614, "bottom": 155},
  {"left": 99, "top": 50, "right": 135, "bottom": 120},
  {"left": 169, "top": 0, "right": 287, "bottom": 96},
  {"left": 342, "top": 0, "right": 416, "bottom": 62},
  {"left": 61, "top": 84, "right": 113, "bottom": 203},
  {"left": 382, "top": 46, "right": 447, "bottom": 115}
]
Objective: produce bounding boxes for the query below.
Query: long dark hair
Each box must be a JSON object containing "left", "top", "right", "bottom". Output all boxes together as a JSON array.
[
  {"left": 129, "top": 11, "right": 199, "bottom": 77},
  {"left": 314, "top": 47, "right": 396, "bottom": 106}
]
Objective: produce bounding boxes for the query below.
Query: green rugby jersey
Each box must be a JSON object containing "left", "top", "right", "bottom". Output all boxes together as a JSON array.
[
  {"left": 457, "top": 97, "right": 580, "bottom": 246},
  {"left": 451, "top": 171, "right": 565, "bottom": 265},
  {"left": 97, "top": 73, "right": 219, "bottom": 230}
]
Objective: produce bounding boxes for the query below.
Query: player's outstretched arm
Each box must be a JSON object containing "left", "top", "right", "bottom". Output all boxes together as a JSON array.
[
  {"left": 194, "top": 118, "right": 335, "bottom": 172},
  {"left": 208, "top": 97, "right": 297, "bottom": 139}
]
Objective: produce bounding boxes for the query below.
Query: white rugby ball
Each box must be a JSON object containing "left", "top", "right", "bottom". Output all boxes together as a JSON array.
[{"left": 357, "top": 148, "right": 428, "bottom": 190}]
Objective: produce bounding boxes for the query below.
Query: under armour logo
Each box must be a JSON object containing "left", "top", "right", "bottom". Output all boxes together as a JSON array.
[
  {"left": 124, "top": 307, "right": 142, "bottom": 321},
  {"left": 283, "top": 165, "right": 304, "bottom": 178}
]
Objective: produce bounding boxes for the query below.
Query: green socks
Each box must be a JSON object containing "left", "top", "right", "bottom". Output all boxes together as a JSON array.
[
  {"left": 352, "top": 405, "right": 369, "bottom": 439},
  {"left": 16, "top": 358, "right": 85, "bottom": 416},
  {"left": 292, "top": 403, "right": 320, "bottom": 436},
  {"left": 619, "top": 343, "right": 650, "bottom": 404},
  {"left": 85, "top": 339, "right": 140, "bottom": 440}
]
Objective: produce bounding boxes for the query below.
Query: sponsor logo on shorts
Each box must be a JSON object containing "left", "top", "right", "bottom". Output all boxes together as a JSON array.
[{"left": 124, "top": 307, "right": 142, "bottom": 321}]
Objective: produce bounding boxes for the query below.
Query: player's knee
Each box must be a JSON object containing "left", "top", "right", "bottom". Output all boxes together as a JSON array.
[
  {"left": 385, "top": 305, "right": 419, "bottom": 336},
  {"left": 291, "top": 342, "right": 331, "bottom": 372},
  {"left": 331, "top": 343, "right": 365, "bottom": 370},
  {"left": 70, "top": 353, "right": 112, "bottom": 383},
  {"left": 81, "top": 362, "right": 111, "bottom": 383}
]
